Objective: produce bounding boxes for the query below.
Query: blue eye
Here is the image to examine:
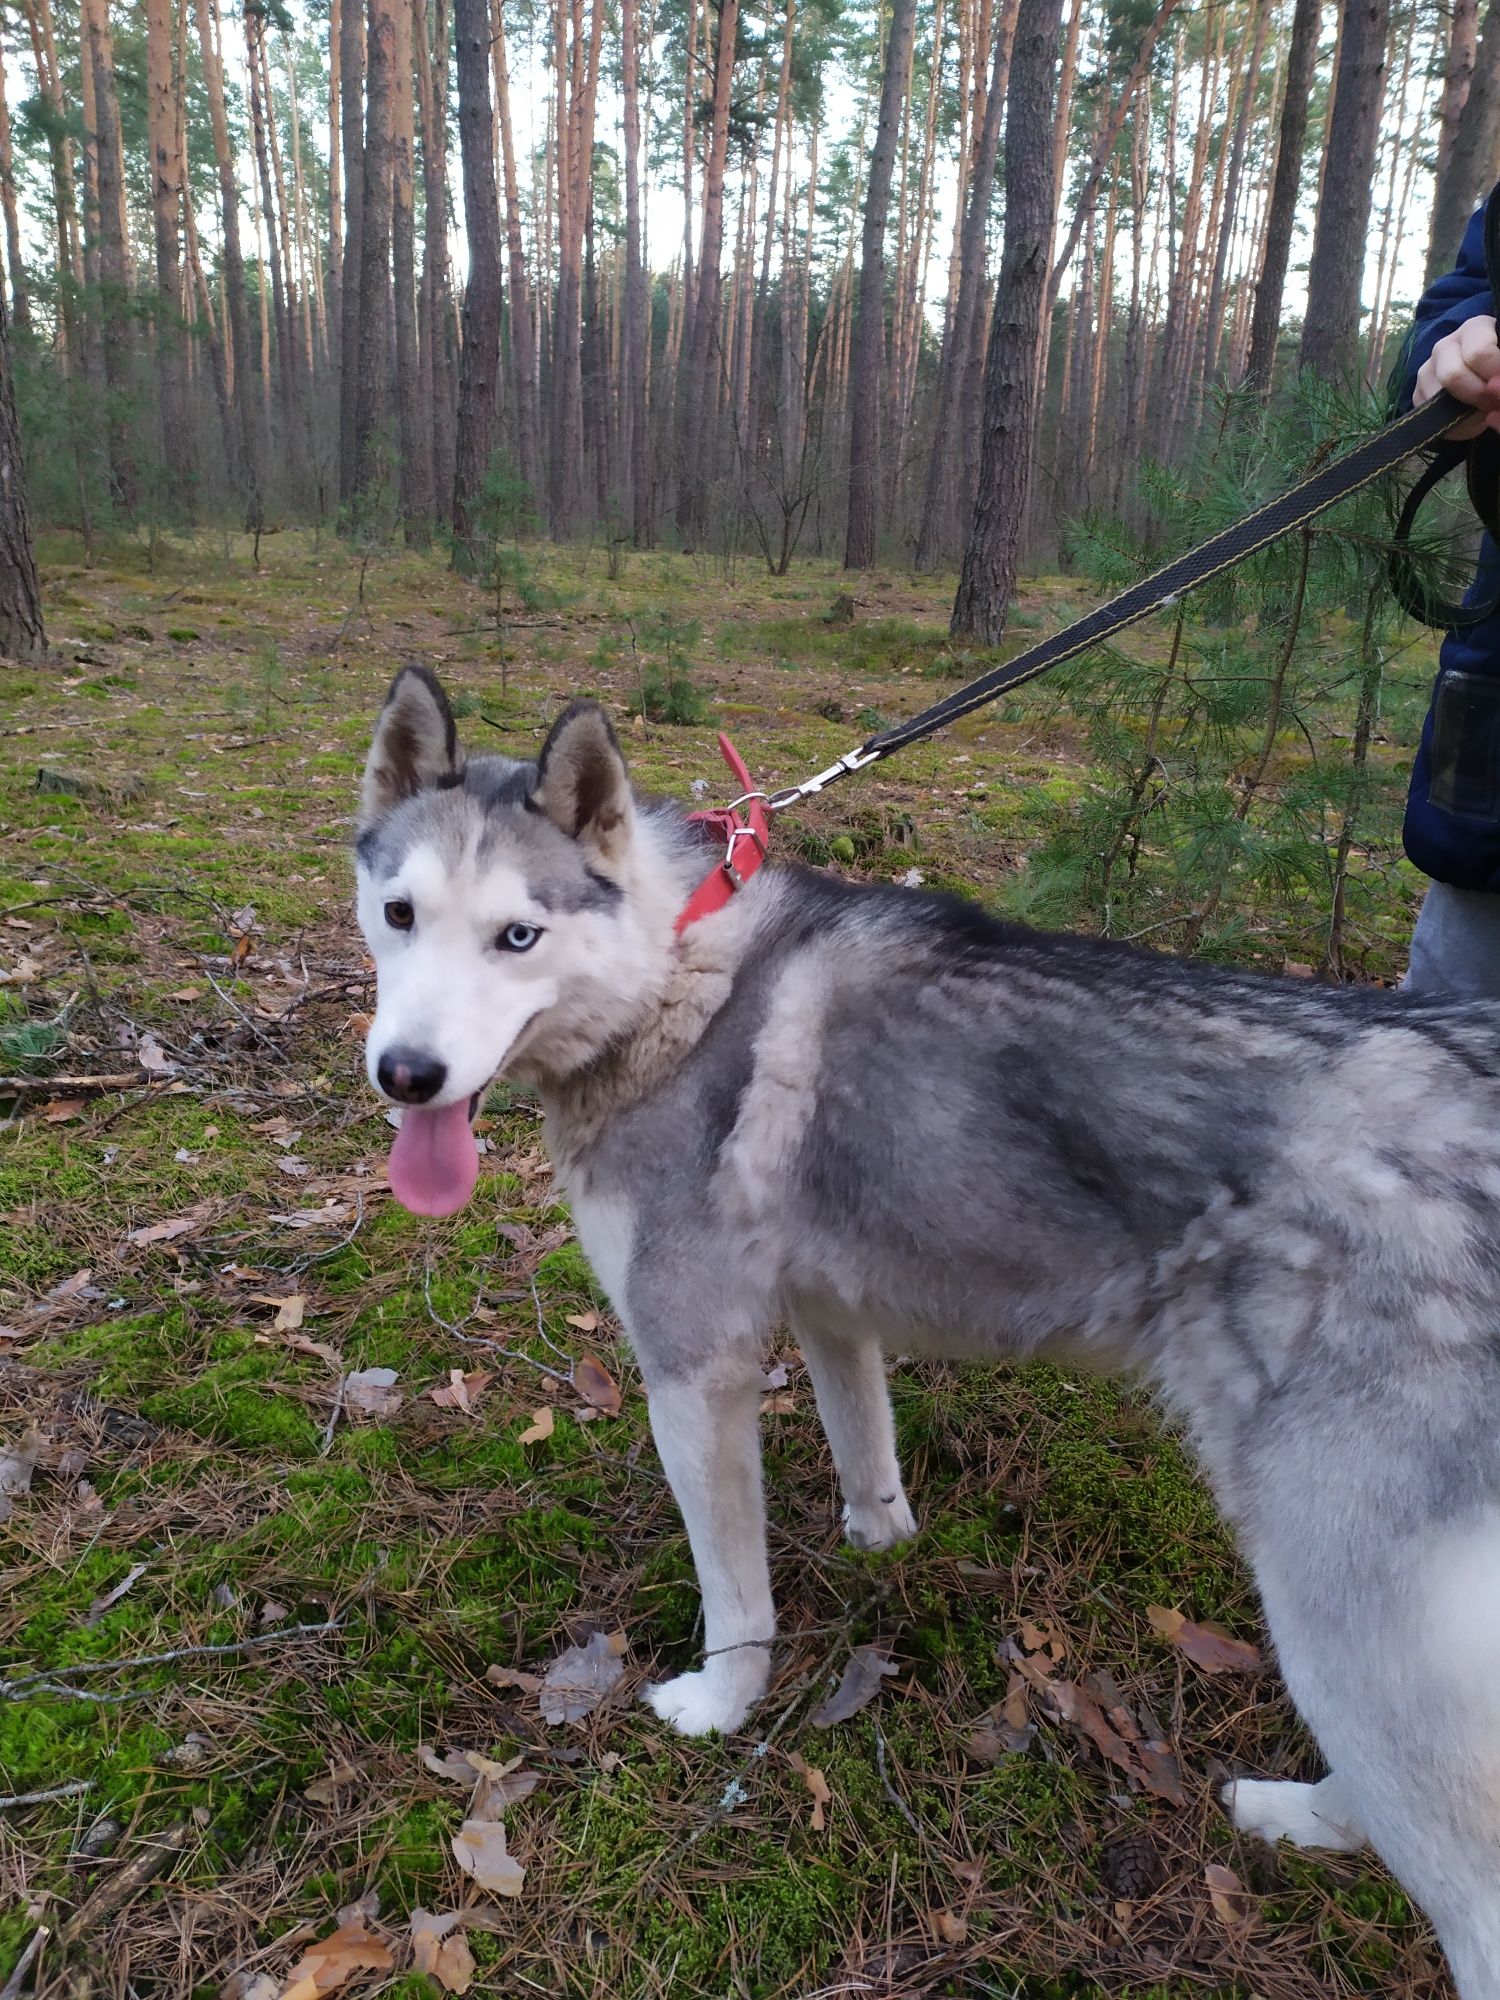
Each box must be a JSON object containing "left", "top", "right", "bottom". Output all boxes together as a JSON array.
[{"left": 498, "top": 922, "right": 541, "bottom": 952}]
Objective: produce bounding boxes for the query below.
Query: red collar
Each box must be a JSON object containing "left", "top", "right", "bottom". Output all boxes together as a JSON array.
[{"left": 676, "top": 734, "right": 772, "bottom": 934}]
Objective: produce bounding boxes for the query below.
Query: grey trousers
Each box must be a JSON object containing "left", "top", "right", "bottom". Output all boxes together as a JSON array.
[{"left": 1405, "top": 881, "right": 1500, "bottom": 999}]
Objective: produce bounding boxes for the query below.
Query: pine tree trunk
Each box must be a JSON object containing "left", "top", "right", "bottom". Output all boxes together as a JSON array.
[
  {"left": 78, "top": 0, "right": 101, "bottom": 352},
  {"left": 1047, "top": 0, "right": 1181, "bottom": 307},
  {"left": 621, "top": 0, "right": 649, "bottom": 541},
  {"left": 493, "top": 0, "right": 539, "bottom": 508},
  {"left": 196, "top": 0, "right": 261, "bottom": 517},
  {"left": 1244, "top": 0, "right": 1319, "bottom": 392},
  {"left": 1299, "top": 0, "right": 1390, "bottom": 379},
  {"left": 284, "top": 37, "right": 325, "bottom": 368},
  {"left": 259, "top": 26, "right": 305, "bottom": 393},
  {"left": 1427, "top": 0, "right": 1500, "bottom": 284},
  {"left": 329, "top": 0, "right": 343, "bottom": 347},
  {"left": 415, "top": 0, "right": 456, "bottom": 526},
  {"left": 1198, "top": 0, "right": 1271, "bottom": 390},
  {"left": 951, "top": 0, "right": 1065, "bottom": 643},
  {"left": 0, "top": 288, "right": 43, "bottom": 659},
  {"left": 146, "top": 0, "right": 193, "bottom": 486},
  {"left": 352, "top": 0, "right": 396, "bottom": 506},
  {"left": 392, "top": 0, "right": 427, "bottom": 538},
  {"left": 83, "top": 0, "right": 136, "bottom": 509},
  {"left": 675, "top": 0, "right": 739, "bottom": 548},
  {"left": 246, "top": 8, "right": 297, "bottom": 444},
  {"left": 177, "top": 7, "right": 237, "bottom": 500},
  {"left": 915, "top": 0, "right": 1014, "bottom": 570},
  {"left": 548, "top": 0, "right": 604, "bottom": 537},
  {"left": 0, "top": 42, "right": 28, "bottom": 334},
  {"left": 338, "top": 0, "right": 367, "bottom": 500},
  {"left": 1437, "top": 0, "right": 1480, "bottom": 188},
  {"left": 24, "top": 0, "right": 82, "bottom": 368},
  {"left": 451, "top": 0, "right": 503, "bottom": 566},
  {"left": 843, "top": 0, "right": 919, "bottom": 569}
]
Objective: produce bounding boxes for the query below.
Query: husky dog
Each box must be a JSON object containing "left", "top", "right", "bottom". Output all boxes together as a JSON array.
[{"left": 359, "top": 665, "right": 1500, "bottom": 1997}]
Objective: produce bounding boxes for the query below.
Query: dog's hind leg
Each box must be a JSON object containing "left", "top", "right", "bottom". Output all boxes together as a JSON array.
[
  {"left": 1221, "top": 1772, "right": 1366, "bottom": 1853},
  {"left": 641, "top": 1356, "right": 775, "bottom": 1737},
  {"left": 793, "top": 1310, "right": 917, "bottom": 1552}
]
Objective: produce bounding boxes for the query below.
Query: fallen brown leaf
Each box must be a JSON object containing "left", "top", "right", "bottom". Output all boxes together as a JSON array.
[
  {"left": 517, "top": 1405, "right": 554, "bottom": 1445},
  {"left": 303, "top": 1762, "right": 359, "bottom": 1805},
  {"left": 572, "top": 1353, "right": 621, "bottom": 1415},
  {"left": 931, "top": 1909, "right": 968, "bottom": 1945},
  {"left": 42, "top": 1097, "right": 85, "bottom": 1123},
  {"left": 428, "top": 1368, "right": 493, "bottom": 1413},
  {"left": 810, "top": 1646, "right": 899, "bottom": 1728},
  {"left": 485, "top": 1662, "right": 544, "bottom": 1696},
  {"left": 279, "top": 1917, "right": 393, "bottom": 1998},
  {"left": 342, "top": 1367, "right": 401, "bottom": 1419},
  {"left": 1146, "top": 1605, "right": 1262, "bottom": 1676},
  {"left": 220, "top": 1975, "right": 280, "bottom": 2000},
  {"left": 419, "top": 1744, "right": 481, "bottom": 1784},
  {"left": 410, "top": 1910, "right": 475, "bottom": 1993},
  {"left": 126, "top": 1205, "right": 211, "bottom": 1248},
  {"left": 1205, "top": 1860, "right": 1257, "bottom": 1931},
  {"left": 450, "top": 1817, "right": 525, "bottom": 1897},
  {"left": 968, "top": 1672, "right": 1034, "bottom": 1763},
  {"left": 565, "top": 1310, "right": 600, "bottom": 1334},
  {"left": 540, "top": 1629, "right": 628, "bottom": 1724},
  {"left": 464, "top": 1750, "right": 539, "bottom": 1815},
  {"left": 1040, "top": 1675, "right": 1185, "bottom": 1806},
  {"left": 787, "top": 1750, "right": 831, "bottom": 1831},
  {"left": 85, "top": 1561, "right": 148, "bottom": 1627},
  {"left": 251, "top": 1293, "right": 306, "bottom": 1333}
]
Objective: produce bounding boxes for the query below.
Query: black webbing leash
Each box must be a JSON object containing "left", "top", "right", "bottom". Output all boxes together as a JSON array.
[
  {"left": 756, "top": 185, "right": 1500, "bottom": 818},
  {"left": 764, "top": 388, "right": 1479, "bottom": 815}
]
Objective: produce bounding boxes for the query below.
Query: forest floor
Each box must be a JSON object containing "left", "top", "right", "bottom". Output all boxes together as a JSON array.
[{"left": 0, "top": 529, "right": 1451, "bottom": 1999}]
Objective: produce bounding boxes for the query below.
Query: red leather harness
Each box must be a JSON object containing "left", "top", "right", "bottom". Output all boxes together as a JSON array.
[{"left": 675, "top": 734, "right": 772, "bottom": 934}]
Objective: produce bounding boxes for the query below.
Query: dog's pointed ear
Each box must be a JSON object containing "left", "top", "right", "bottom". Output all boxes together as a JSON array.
[
  {"left": 360, "top": 665, "right": 460, "bottom": 828},
  {"left": 530, "top": 701, "right": 632, "bottom": 861}
]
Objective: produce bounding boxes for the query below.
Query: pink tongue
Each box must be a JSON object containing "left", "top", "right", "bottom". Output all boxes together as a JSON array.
[{"left": 387, "top": 1100, "right": 480, "bottom": 1216}]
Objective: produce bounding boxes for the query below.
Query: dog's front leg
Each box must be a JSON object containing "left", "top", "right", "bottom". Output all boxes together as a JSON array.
[{"left": 643, "top": 1357, "right": 774, "bottom": 1737}]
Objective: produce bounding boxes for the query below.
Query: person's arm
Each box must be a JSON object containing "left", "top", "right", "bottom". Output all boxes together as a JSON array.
[{"left": 1405, "top": 200, "right": 1500, "bottom": 439}]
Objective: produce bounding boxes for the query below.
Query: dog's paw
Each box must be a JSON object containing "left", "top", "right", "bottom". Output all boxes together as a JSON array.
[
  {"left": 1222, "top": 1776, "right": 1366, "bottom": 1853},
  {"left": 643, "top": 1657, "right": 768, "bottom": 1738},
  {"left": 843, "top": 1492, "right": 919, "bottom": 1552}
]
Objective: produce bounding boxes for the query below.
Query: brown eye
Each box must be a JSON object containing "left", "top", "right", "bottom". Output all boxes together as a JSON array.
[{"left": 384, "top": 899, "right": 414, "bottom": 930}]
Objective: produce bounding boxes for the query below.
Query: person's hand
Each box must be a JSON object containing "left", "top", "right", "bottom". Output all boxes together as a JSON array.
[{"left": 1415, "top": 313, "right": 1500, "bottom": 438}]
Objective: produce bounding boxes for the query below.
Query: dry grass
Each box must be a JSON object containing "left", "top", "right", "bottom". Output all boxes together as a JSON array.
[{"left": 0, "top": 529, "right": 1450, "bottom": 1998}]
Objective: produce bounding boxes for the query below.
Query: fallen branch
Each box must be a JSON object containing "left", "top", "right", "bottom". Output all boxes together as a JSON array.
[
  {"left": 0, "top": 1618, "right": 347, "bottom": 1699},
  {"left": 0, "top": 1071, "right": 147, "bottom": 1097},
  {"left": 0, "top": 1926, "right": 47, "bottom": 2000},
  {"left": 59, "top": 1823, "right": 192, "bottom": 1944},
  {"left": 0, "top": 1779, "right": 93, "bottom": 1810}
]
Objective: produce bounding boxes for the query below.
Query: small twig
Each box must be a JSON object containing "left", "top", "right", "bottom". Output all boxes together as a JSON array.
[
  {"left": 528, "top": 1276, "right": 580, "bottom": 1368},
  {"left": 0, "top": 1071, "right": 146, "bottom": 1097},
  {"left": 0, "top": 1619, "right": 347, "bottom": 1699},
  {"left": 420, "top": 1264, "right": 574, "bottom": 1386},
  {"left": 319, "top": 1374, "right": 346, "bottom": 1457},
  {"left": 0, "top": 1779, "right": 93, "bottom": 1810},
  {"left": 872, "top": 1723, "right": 924, "bottom": 1841},
  {"left": 0, "top": 1926, "right": 47, "bottom": 2000}
]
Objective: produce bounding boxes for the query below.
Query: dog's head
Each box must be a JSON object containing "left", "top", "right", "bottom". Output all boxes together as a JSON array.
[{"left": 356, "top": 667, "right": 675, "bottom": 1214}]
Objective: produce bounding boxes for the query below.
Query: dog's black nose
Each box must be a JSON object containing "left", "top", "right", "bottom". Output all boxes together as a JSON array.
[{"left": 377, "top": 1047, "right": 447, "bottom": 1104}]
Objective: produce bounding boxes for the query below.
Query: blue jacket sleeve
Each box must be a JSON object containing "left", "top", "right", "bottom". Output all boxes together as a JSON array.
[{"left": 1398, "top": 203, "right": 1495, "bottom": 407}]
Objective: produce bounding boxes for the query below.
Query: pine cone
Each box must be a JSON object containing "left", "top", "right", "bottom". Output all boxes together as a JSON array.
[{"left": 1100, "top": 1830, "right": 1166, "bottom": 1901}]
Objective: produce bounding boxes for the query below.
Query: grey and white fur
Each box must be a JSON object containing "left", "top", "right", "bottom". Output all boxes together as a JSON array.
[{"left": 358, "top": 667, "right": 1500, "bottom": 1997}]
